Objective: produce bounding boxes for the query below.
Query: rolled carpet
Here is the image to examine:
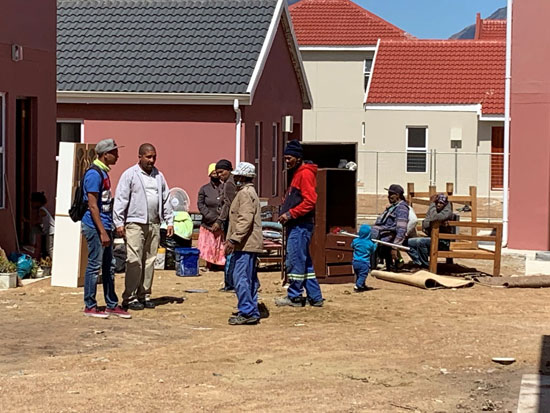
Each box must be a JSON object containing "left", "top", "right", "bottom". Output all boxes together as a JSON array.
[{"left": 371, "top": 270, "right": 474, "bottom": 290}]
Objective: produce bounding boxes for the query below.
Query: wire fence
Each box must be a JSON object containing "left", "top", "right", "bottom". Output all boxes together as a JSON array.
[{"left": 356, "top": 150, "right": 505, "bottom": 221}]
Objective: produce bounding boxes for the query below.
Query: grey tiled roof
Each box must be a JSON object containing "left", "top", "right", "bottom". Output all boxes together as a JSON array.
[{"left": 57, "top": 0, "right": 277, "bottom": 94}]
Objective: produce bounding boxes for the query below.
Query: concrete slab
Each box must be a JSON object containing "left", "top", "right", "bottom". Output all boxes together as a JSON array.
[{"left": 517, "top": 374, "right": 550, "bottom": 413}]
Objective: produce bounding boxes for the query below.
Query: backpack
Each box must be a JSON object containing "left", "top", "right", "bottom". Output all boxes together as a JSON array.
[{"left": 68, "top": 164, "right": 103, "bottom": 222}]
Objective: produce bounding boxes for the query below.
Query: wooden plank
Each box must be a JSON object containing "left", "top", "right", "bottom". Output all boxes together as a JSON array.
[
  {"left": 446, "top": 182, "right": 454, "bottom": 195},
  {"left": 438, "top": 250, "right": 494, "bottom": 259},
  {"left": 450, "top": 241, "right": 478, "bottom": 250},
  {"left": 446, "top": 221, "right": 503, "bottom": 229},
  {"left": 326, "top": 264, "right": 354, "bottom": 276},
  {"left": 447, "top": 196, "right": 474, "bottom": 203},
  {"left": 325, "top": 249, "right": 353, "bottom": 263},
  {"left": 439, "top": 233, "right": 496, "bottom": 242},
  {"left": 410, "top": 198, "right": 431, "bottom": 206}
]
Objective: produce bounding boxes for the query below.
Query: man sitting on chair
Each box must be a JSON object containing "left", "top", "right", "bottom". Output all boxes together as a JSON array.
[{"left": 407, "top": 193, "right": 453, "bottom": 268}]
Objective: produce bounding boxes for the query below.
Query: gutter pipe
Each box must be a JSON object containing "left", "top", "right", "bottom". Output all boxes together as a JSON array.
[
  {"left": 502, "top": 0, "right": 512, "bottom": 247},
  {"left": 233, "top": 99, "right": 241, "bottom": 165}
]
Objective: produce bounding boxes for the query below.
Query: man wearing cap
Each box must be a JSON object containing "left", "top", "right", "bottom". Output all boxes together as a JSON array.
[
  {"left": 82, "top": 138, "right": 131, "bottom": 319},
  {"left": 224, "top": 162, "right": 263, "bottom": 325},
  {"left": 371, "top": 184, "right": 410, "bottom": 271},
  {"left": 213, "top": 159, "right": 237, "bottom": 292},
  {"left": 276, "top": 140, "right": 324, "bottom": 308},
  {"left": 407, "top": 193, "right": 453, "bottom": 268},
  {"left": 114, "top": 143, "right": 173, "bottom": 311}
]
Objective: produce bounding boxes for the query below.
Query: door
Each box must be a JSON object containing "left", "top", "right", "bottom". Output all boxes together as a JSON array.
[
  {"left": 16, "top": 98, "right": 33, "bottom": 246},
  {"left": 491, "top": 126, "right": 504, "bottom": 190}
]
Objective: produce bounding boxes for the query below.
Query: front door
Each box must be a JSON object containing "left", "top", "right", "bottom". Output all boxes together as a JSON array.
[
  {"left": 491, "top": 126, "right": 504, "bottom": 190},
  {"left": 16, "top": 98, "right": 34, "bottom": 246}
]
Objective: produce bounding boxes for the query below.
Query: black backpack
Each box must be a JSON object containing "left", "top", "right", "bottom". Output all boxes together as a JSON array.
[{"left": 68, "top": 164, "right": 103, "bottom": 222}]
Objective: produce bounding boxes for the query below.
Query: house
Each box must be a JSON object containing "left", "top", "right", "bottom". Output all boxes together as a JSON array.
[
  {"left": 289, "top": 0, "right": 412, "bottom": 152},
  {"left": 364, "top": 39, "right": 506, "bottom": 196},
  {"left": 509, "top": 0, "right": 550, "bottom": 250},
  {"left": 56, "top": 0, "right": 310, "bottom": 207},
  {"left": 474, "top": 14, "right": 507, "bottom": 40},
  {"left": 291, "top": 0, "right": 506, "bottom": 202},
  {"left": 0, "top": 1, "right": 57, "bottom": 252}
]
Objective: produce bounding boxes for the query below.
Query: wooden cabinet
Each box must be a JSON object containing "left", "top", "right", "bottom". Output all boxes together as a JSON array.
[{"left": 302, "top": 143, "right": 357, "bottom": 284}]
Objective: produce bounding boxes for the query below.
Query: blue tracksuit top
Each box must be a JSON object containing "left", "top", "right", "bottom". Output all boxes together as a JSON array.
[{"left": 351, "top": 224, "right": 377, "bottom": 263}]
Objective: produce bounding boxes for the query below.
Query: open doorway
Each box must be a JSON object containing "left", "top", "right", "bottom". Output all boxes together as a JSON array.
[{"left": 15, "top": 98, "right": 35, "bottom": 246}]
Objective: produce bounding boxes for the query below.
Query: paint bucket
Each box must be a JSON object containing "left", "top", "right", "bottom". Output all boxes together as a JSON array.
[
  {"left": 154, "top": 247, "right": 166, "bottom": 270},
  {"left": 175, "top": 247, "right": 200, "bottom": 276}
]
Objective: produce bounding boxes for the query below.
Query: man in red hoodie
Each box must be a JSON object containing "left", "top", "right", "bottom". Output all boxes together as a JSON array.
[{"left": 275, "top": 140, "right": 324, "bottom": 307}]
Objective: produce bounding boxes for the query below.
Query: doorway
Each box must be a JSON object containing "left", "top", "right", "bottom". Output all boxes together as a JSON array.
[
  {"left": 491, "top": 126, "right": 504, "bottom": 190},
  {"left": 15, "top": 98, "right": 34, "bottom": 246}
]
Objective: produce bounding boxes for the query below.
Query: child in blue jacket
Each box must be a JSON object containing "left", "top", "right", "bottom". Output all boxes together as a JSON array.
[{"left": 351, "top": 224, "right": 377, "bottom": 292}]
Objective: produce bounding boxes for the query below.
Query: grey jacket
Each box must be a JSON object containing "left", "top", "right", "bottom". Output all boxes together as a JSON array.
[
  {"left": 113, "top": 164, "right": 173, "bottom": 227},
  {"left": 422, "top": 202, "right": 453, "bottom": 236},
  {"left": 216, "top": 175, "right": 237, "bottom": 226}
]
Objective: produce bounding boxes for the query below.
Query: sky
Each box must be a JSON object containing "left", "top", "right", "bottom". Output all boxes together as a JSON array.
[{"left": 350, "top": 0, "right": 507, "bottom": 39}]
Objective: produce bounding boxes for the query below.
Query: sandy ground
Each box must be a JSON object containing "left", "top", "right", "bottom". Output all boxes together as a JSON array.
[{"left": 0, "top": 256, "right": 547, "bottom": 412}]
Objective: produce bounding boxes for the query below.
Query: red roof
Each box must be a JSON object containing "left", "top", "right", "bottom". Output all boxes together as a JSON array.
[
  {"left": 289, "top": 0, "right": 413, "bottom": 46},
  {"left": 366, "top": 40, "right": 506, "bottom": 115},
  {"left": 475, "top": 17, "right": 507, "bottom": 40}
]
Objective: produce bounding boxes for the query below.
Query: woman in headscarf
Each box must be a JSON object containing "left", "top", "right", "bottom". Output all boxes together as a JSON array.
[
  {"left": 407, "top": 193, "right": 454, "bottom": 268},
  {"left": 197, "top": 163, "right": 225, "bottom": 270}
]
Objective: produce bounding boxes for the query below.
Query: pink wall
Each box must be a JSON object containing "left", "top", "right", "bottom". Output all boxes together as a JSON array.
[
  {"left": 509, "top": 0, "right": 550, "bottom": 250},
  {"left": 0, "top": 0, "right": 56, "bottom": 252},
  {"left": 242, "top": 22, "right": 305, "bottom": 201},
  {"left": 57, "top": 104, "right": 235, "bottom": 210}
]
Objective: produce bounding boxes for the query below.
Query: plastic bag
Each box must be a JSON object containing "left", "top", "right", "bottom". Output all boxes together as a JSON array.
[{"left": 8, "top": 253, "right": 34, "bottom": 279}]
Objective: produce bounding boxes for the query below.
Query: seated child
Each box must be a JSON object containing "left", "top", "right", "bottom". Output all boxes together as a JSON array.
[{"left": 351, "top": 224, "right": 377, "bottom": 292}]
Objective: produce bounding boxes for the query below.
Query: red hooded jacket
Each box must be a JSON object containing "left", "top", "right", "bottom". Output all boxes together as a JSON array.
[{"left": 280, "top": 162, "right": 318, "bottom": 225}]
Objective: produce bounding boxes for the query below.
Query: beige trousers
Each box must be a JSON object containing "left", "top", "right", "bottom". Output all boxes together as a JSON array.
[{"left": 122, "top": 222, "right": 160, "bottom": 304}]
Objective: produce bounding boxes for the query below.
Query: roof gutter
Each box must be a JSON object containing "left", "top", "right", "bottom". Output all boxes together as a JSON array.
[
  {"left": 57, "top": 91, "right": 251, "bottom": 105},
  {"left": 502, "top": 0, "right": 513, "bottom": 247}
]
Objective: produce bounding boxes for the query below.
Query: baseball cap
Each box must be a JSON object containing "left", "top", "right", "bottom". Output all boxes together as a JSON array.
[
  {"left": 384, "top": 184, "right": 405, "bottom": 196},
  {"left": 95, "top": 138, "right": 122, "bottom": 155}
]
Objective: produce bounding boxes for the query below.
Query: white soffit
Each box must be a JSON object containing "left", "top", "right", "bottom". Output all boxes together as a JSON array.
[
  {"left": 300, "top": 46, "right": 377, "bottom": 52},
  {"left": 365, "top": 104, "right": 482, "bottom": 113}
]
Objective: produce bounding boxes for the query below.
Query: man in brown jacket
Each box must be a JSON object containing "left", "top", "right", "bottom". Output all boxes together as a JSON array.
[{"left": 224, "top": 162, "right": 263, "bottom": 325}]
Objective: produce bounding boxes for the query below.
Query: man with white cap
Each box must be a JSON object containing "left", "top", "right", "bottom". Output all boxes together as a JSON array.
[
  {"left": 81, "top": 138, "right": 131, "bottom": 319},
  {"left": 224, "top": 162, "right": 263, "bottom": 325}
]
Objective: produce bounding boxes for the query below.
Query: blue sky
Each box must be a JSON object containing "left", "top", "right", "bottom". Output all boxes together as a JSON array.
[{"left": 352, "top": 0, "right": 507, "bottom": 39}]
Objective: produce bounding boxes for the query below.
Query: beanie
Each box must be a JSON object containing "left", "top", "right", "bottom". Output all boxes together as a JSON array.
[
  {"left": 215, "top": 159, "right": 233, "bottom": 171},
  {"left": 283, "top": 140, "right": 303, "bottom": 158}
]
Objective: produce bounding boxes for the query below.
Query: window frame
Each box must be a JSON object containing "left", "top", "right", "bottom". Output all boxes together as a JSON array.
[
  {"left": 405, "top": 126, "right": 428, "bottom": 174},
  {"left": 363, "top": 58, "right": 374, "bottom": 92},
  {"left": 361, "top": 122, "right": 366, "bottom": 145},
  {"left": 254, "top": 122, "right": 262, "bottom": 195},
  {"left": 56, "top": 119, "right": 84, "bottom": 161},
  {"left": 271, "top": 122, "right": 279, "bottom": 197}
]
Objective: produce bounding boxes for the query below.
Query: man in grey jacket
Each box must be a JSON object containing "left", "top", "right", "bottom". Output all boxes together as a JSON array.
[{"left": 114, "top": 143, "right": 173, "bottom": 310}]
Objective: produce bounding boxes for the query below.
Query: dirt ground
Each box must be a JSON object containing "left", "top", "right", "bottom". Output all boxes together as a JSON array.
[{"left": 0, "top": 255, "right": 547, "bottom": 412}]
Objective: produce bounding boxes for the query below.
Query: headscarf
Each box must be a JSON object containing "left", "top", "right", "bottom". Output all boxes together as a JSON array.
[
  {"left": 435, "top": 193, "right": 449, "bottom": 206},
  {"left": 207, "top": 163, "right": 216, "bottom": 176}
]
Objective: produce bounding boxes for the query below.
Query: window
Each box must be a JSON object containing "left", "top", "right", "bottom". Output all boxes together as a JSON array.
[
  {"left": 272, "top": 123, "right": 278, "bottom": 196},
  {"left": 254, "top": 122, "right": 261, "bottom": 195},
  {"left": 56, "top": 120, "right": 82, "bottom": 160},
  {"left": 406, "top": 127, "right": 428, "bottom": 173},
  {"left": 0, "top": 92, "right": 5, "bottom": 208},
  {"left": 364, "top": 58, "right": 373, "bottom": 91},
  {"left": 361, "top": 122, "right": 366, "bottom": 145}
]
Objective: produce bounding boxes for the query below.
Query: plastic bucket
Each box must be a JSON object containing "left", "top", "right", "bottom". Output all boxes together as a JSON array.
[{"left": 175, "top": 247, "right": 200, "bottom": 276}]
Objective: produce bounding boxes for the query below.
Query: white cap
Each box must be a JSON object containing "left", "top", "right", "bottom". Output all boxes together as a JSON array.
[{"left": 231, "top": 162, "right": 256, "bottom": 178}]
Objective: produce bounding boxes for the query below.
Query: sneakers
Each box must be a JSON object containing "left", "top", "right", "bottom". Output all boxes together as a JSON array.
[
  {"left": 143, "top": 300, "right": 156, "bottom": 309},
  {"left": 106, "top": 306, "right": 132, "bottom": 319},
  {"left": 219, "top": 287, "right": 235, "bottom": 293},
  {"left": 308, "top": 298, "right": 325, "bottom": 307},
  {"left": 275, "top": 296, "right": 306, "bottom": 307},
  {"left": 228, "top": 314, "right": 259, "bottom": 325},
  {"left": 354, "top": 286, "right": 367, "bottom": 293},
  {"left": 83, "top": 307, "right": 109, "bottom": 318},
  {"left": 125, "top": 301, "right": 145, "bottom": 311}
]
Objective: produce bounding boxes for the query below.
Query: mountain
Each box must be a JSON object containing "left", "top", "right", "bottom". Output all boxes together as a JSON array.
[{"left": 450, "top": 7, "right": 507, "bottom": 39}]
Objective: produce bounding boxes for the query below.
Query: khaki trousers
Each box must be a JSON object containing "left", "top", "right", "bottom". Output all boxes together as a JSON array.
[{"left": 122, "top": 222, "right": 160, "bottom": 304}]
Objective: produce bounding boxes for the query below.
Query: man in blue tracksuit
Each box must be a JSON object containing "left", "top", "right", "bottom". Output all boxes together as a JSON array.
[
  {"left": 276, "top": 140, "right": 324, "bottom": 307},
  {"left": 351, "top": 224, "right": 377, "bottom": 292}
]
